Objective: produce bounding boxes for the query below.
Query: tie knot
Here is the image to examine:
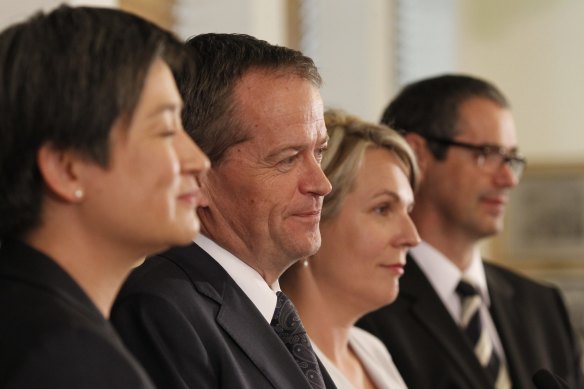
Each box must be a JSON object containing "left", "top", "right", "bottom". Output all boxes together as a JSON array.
[
  {"left": 271, "top": 291, "right": 305, "bottom": 337},
  {"left": 456, "top": 279, "right": 479, "bottom": 298}
]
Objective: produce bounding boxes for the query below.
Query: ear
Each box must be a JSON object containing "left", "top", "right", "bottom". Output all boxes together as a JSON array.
[
  {"left": 37, "top": 144, "right": 85, "bottom": 202},
  {"left": 404, "top": 133, "right": 430, "bottom": 174}
]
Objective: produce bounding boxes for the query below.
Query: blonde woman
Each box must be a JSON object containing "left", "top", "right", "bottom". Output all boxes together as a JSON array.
[{"left": 281, "top": 109, "right": 419, "bottom": 389}]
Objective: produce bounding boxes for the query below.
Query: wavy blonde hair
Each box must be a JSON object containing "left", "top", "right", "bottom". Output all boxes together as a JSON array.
[{"left": 321, "top": 109, "right": 419, "bottom": 221}]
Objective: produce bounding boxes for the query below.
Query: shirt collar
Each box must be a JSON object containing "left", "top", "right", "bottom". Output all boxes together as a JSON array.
[
  {"left": 410, "top": 241, "right": 490, "bottom": 306},
  {"left": 194, "top": 234, "right": 279, "bottom": 323}
]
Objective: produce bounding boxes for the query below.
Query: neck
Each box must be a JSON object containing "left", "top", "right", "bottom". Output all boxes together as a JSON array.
[
  {"left": 281, "top": 262, "right": 377, "bottom": 389},
  {"left": 281, "top": 262, "right": 354, "bottom": 361},
  {"left": 200, "top": 223, "right": 285, "bottom": 286},
  {"left": 412, "top": 209, "right": 479, "bottom": 272},
  {"left": 24, "top": 225, "right": 143, "bottom": 318}
]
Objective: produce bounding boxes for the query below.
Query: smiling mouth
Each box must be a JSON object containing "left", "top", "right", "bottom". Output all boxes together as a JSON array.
[
  {"left": 483, "top": 197, "right": 506, "bottom": 204},
  {"left": 178, "top": 190, "right": 202, "bottom": 206},
  {"left": 295, "top": 210, "right": 321, "bottom": 217}
]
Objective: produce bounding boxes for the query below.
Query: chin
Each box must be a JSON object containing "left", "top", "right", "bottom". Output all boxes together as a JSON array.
[
  {"left": 167, "top": 224, "right": 199, "bottom": 247},
  {"left": 285, "top": 237, "right": 321, "bottom": 261},
  {"left": 363, "top": 293, "right": 398, "bottom": 315}
]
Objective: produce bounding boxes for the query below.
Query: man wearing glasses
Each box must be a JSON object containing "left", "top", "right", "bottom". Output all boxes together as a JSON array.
[{"left": 358, "top": 75, "right": 583, "bottom": 389}]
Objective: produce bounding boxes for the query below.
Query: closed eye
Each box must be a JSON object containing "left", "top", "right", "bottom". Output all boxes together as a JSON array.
[
  {"left": 161, "top": 128, "right": 176, "bottom": 137},
  {"left": 279, "top": 153, "right": 299, "bottom": 166},
  {"left": 315, "top": 145, "right": 328, "bottom": 163}
]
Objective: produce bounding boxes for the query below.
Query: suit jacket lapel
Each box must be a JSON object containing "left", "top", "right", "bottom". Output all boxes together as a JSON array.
[
  {"left": 486, "top": 264, "right": 531, "bottom": 389},
  {"left": 402, "top": 257, "right": 492, "bottom": 389},
  {"left": 172, "top": 243, "right": 315, "bottom": 389},
  {"left": 217, "top": 284, "right": 313, "bottom": 388}
]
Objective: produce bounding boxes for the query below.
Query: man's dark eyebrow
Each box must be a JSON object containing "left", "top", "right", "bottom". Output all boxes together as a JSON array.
[
  {"left": 266, "top": 135, "right": 329, "bottom": 160},
  {"left": 265, "top": 145, "right": 303, "bottom": 161}
]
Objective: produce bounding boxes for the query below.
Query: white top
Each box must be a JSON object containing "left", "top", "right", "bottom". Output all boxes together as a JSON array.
[
  {"left": 312, "top": 327, "right": 407, "bottom": 389},
  {"left": 194, "top": 234, "right": 279, "bottom": 323},
  {"left": 410, "top": 241, "right": 506, "bottom": 361}
]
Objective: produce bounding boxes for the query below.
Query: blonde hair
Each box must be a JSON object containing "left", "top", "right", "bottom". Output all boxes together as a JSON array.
[{"left": 321, "top": 109, "right": 419, "bottom": 221}]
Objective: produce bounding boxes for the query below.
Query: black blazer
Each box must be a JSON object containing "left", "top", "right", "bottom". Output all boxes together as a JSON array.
[
  {"left": 111, "top": 242, "right": 337, "bottom": 389},
  {"left": 0, "top": 239, "right": 154, "bottom": 388},
  {"left": 357, "top": 255, "right": 584, "bottom": 389}
]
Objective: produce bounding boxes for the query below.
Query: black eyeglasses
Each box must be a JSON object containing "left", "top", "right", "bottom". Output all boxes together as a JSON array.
[{"left": 424, "top": 135, "right": 527, "bottom": 181}]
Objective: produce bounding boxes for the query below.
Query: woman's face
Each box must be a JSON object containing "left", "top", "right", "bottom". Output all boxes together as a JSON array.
[
  {"left": 312, "top": 147, "right": 419, "bottom": 316},
  {"left": 78, "top": 59, "right": 209, "bottom": 256}
]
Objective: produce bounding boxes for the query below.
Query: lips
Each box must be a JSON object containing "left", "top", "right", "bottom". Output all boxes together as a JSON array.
[
  {"left": 380, "top": 263, "right": 405, "bottom": 276},
  {"left": 178, "top": 188, "right": 204, "bottom": 207},
  {"left": 481, "top": 196, "right": 507, "bottom": 205},
  {"left": 293, "top": 209, "right": 321, "bottom": 217}
]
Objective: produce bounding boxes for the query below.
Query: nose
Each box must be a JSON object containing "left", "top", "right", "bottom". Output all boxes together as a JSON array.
[
  {"left": 176, "top": 129, "right": 210, "bottom": 181},
  {"left": 493, "top": 161, "right": 518, "bottom": 188},
  {"left": 300, "top": 154, "right": 332, "bottom": 197},
  {"left": 396, "top": 213, "right": 420, "bottom": 249}
]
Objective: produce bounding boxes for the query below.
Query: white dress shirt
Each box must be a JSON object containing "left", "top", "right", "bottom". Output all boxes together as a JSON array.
[
  {"left": 195, "top": 234, "right": 279, "bottom": 323},
  {"left": 410, "top": 241, "right": 507, "bottom": 361}
]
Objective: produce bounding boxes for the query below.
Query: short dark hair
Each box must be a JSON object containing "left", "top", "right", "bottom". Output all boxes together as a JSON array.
[
  {"left": 380, "top": 74, "right": 509, "bottom": 159},
  {"left": 179, "top": 33, "right": 322, "bottom": 165},
  {"left": 0, "top": 5, "right": 186, "bottom": 239}
]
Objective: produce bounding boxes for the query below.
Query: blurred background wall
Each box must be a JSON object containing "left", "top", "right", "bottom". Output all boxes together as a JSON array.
[{"left": 4, "top": 0, "right": 583, "bottom": 161}]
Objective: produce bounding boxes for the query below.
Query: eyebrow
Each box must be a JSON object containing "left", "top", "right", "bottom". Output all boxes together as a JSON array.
[
  {"left": 372, "top": 189, "right": 415, "bottom": 210},
  {"left": 265, "top": 135, "right": 330, "bottom": 160},
  {"left": 146, "top": 102, "right": 183, "bottom": 119}
]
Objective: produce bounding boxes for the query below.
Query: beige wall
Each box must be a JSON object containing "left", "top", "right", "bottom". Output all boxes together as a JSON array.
[
  {"left": 0, "top": 0, "right": 117, "bottom": 29},
  {"left": 457, "top": 0, "right": 584, "bottom": 164}
]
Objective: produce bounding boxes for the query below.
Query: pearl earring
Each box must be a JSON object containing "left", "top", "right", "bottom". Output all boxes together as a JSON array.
[
  {"left": 303, "top": 258, "right": 309, "bottom": 267},
  {"left": 74, "top": 188, "right": 84, "bottom": 200}
]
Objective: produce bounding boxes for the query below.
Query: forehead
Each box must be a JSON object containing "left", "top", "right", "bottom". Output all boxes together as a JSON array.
[
  {"left": 233, "top": 70, "right": 326, "bottom": 148},
  {"left": 456, "top": 97, "right": 517, "bottom": 146},
  {"left": 122, "top": 60, "right": 180, "bottom": 119},
  {"left": 353, "top": 147, "right": 413, "bottom": 203}
]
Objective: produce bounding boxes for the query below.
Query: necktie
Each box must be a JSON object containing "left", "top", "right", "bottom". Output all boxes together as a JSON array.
[
  {"left": 456, "top": 279, "right": 511, "bottom": 389},
  {"left": 270, "top": 291, "right": 326, "bottom": 389}
]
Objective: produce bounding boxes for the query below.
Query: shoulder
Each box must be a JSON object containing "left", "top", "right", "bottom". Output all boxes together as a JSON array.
[
  {"left": 484, "top": 261, "right": 560, "bottom": 295},
  {"left": 349, "top": 327, "right": 393, "bottom": 363},
  {"left": 111, "top": 247, "right": 229, "bottom": 340},
  {"left": 0, "top": 275, "right": 111, "bottom": 358},
  {"left": 484, "top": 261, "right": 571, "bottom": 320},
  {"left": 349, "top": 327, "right": 408, "bottom": 389},
  {"left": 2, "top": 324, "right": 153, "bottom": 388},
  {"left": 117, "top": 245, "right": 221, "bottom": 307}
]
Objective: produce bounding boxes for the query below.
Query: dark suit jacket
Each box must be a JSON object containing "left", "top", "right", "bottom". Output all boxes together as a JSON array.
[
  {"left": 0, "top": 239, "right": 154, "bottom": 388},
  {"left": 111, "top": 242, "right": 337, "bottom": 389},
  {"left": 357, "top": 255, "right": 584, "bottom": 389}
]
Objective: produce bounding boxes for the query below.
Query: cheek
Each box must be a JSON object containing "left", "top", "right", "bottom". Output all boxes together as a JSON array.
[
  {"left": 323, "top": 221, "right": 381, "bottom": 271},
  {"left": 128, "top": 147, "right": 181, "bottom": 199},
  {"left": 353, "top": 222, "right": 392, "bottom": 257}
]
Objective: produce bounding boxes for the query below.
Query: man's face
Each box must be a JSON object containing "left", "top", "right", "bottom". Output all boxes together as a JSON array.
[
  {"left": 419, "top": 97, "right": 519, "bottom": 241},
  {"left": 201, "top": 70, "right": 332, "bottom": 274}
]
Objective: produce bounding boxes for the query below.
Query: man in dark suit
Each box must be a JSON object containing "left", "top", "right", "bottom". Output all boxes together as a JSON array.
[
  {"left": 357, "top": 75, "right": 584, "bottom": 389},
  {"left": 111, "top": 34, "right": 336, "bottom": 389}
]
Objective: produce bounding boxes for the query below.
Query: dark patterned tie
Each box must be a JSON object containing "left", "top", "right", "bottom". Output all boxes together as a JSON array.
[
  {"left": 456, "top": 279, "right": 511, "bottom": 389},
  {"left": 270, "top": 291, "right": 326, "bottom": 389}
]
